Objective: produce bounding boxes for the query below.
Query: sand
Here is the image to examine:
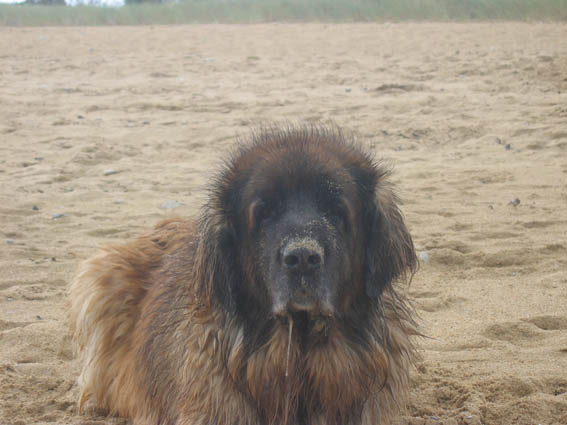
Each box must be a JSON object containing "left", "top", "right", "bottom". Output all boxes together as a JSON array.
[{"left": 0, "top": 23, "right": 566, "bottom": 425}]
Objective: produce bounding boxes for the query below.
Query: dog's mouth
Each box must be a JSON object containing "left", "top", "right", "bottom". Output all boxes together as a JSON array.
[
  {"left": 279, "top": 309, "right": 331, "bottom": 342},
  {"left": 271, "top": 283, "right": 334, "bottom": 347}
]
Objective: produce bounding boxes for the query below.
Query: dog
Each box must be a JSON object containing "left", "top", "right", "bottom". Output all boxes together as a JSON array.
[{"left": 69, "top": 125, "right": 419, "bottom": 425}]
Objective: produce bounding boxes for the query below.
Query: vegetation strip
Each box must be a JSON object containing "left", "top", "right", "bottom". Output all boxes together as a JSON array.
[{"left": 1, "top": 0, "right": 567, "bottom": 26}]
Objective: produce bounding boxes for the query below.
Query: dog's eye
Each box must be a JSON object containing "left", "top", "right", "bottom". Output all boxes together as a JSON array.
[
  {"left": 328, "top": 205, "right": 348, "bottom": 230},
  {"left": 249, "top": 199, "right": 273, "bottom": 229}
]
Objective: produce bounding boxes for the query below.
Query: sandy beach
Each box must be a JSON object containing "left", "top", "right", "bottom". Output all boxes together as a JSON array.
[{"left": 0, "top": 23, "right": 566, "bottom": 425}]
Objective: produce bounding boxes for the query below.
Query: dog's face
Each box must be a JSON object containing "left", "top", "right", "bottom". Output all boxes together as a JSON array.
[
  {"left": 244, "top": 166, "right": 359, "bottom": 328},
  {"left": 210, "top": 128, "right": 416, "bottom": 345}
]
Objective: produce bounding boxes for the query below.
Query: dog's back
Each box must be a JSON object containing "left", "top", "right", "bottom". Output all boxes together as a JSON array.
[{"left": 69, "top": 218, "right": 195, "bottom": 418}]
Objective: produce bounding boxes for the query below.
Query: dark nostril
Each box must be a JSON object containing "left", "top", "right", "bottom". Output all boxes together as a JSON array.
[
  {"left": 307, "top": 254, "right": 320, "bottom": 266},
  {"left": 284, "top": 254, "right": 299, "bottom": 267},
  {"left": 283, "top": 247, "right": 323, "bottom": 273}
]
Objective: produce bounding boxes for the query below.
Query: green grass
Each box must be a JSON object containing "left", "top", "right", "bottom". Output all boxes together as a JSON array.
[{"left": 1, "top": 0, "right": 566, "bottom": 26}]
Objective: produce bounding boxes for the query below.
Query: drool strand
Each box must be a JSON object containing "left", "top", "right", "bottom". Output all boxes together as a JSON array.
[{"left": 285, "top": 315, "right": 293, "bottom": 378}]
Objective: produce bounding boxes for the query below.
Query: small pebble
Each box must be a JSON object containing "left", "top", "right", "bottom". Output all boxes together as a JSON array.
[
  {"left": 36, "top": 315, "right": 41, "bottom": 320},
  {"left": 418, "top": 251, "right": 430, "bottom": 264},
  {"left": 51, "top": 213, "right": 65, "bottom": 219},
  {"left": 509, "top": 198, "right": 521, "bottom": 207},
  {"left": 6, "top": 239, "right": 14, "bottom": 245},
  {"left": 32, "top": 205, "right": 40, "bottom": 211},
  {"left": 505, "top": 144, "right": 512, "bottom": 151},
  {"left": 103, "top": 169, "right": 120, "bottom": 176},
  {"left": 160, "top": 200, "right": 184, "bottom": 210}
]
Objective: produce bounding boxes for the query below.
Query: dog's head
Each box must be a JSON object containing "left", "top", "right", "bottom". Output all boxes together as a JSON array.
[
  {"left": 240, "top": 150, "right": 358, "bottom": 330},
  {"left": 197, "top": 126, "right": 416, "bottom": 342}
]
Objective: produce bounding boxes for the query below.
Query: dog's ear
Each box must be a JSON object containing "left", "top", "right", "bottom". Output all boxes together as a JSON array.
[
  {"left": 356, "top": 168, "right": 417, "bottom": 298},
  {"left": 193, "top": 207, "right": 239, "bottom": 314}
]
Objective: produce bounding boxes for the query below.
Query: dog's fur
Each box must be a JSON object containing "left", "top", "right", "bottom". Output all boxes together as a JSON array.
[{"left": 69, "top": 125, "right": 419, "bottom": 425}]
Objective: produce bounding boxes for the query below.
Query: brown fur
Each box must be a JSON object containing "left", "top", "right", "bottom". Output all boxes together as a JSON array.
[{"left": 69, "top": 125, "right": 419, "bottom": 425}]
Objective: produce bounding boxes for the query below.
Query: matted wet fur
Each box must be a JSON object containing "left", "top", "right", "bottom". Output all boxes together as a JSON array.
[{"left": 69, "top": 125, "right": 420, "bottom": 425}]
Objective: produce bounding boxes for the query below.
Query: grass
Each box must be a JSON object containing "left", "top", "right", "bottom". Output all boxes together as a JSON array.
[{"left": 1, "top": 0, "right": 566, "bottom": 26}]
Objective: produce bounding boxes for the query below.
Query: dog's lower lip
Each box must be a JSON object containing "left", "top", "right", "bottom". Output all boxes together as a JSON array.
[
  {"left": 283, "top": 299, "right": 334, "bottom": 318},
  {"left": 289, "top": 299, "right": 316, "bottom": 312}
]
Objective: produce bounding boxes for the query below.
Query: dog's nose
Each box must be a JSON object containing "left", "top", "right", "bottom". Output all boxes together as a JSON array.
[{"left": 283, "top": 246, "right": 322, "bottom": 274}]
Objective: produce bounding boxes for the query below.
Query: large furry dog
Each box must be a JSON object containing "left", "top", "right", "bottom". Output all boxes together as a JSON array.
[{"left": 69, "top": 125, "right": 419, "bottom": 425}]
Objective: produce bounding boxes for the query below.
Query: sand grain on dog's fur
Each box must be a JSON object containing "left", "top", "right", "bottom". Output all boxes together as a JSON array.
[{"left": 0, "top": 23, "right": 566, "bottom": 425}]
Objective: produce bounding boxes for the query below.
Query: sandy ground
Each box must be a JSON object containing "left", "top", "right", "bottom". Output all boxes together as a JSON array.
[{"left": 0, "top": 23, "right": 566, "bottom": 425}]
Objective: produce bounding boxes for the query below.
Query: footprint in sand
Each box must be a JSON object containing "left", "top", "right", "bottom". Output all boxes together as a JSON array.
[
  {"left": 524, "top": 315, "right": 567, "bottom": 331},
  {"left": 417, "top": 295, "right": 466, "bottom": 313},
  {"left": 475, "top": 249, "right": 534, "bottom": 268},
  {"left": 86, "top": 227, "right": 127, "bottom": 238},
  {"left": 522, "top": 220, "right": 564, "bottom": 229},
  {"left": 482, "top": 321, "right": 546, "bottom": 345},
  {"left": 422, "top": 240, "right": 475, "bottom": 268},
  {"left": 411, "top": 290, "right": 466, "bottom": 313},
  {"left": 0, "top": 320, "right": 33, "bottom": 332},
  {"left": 482, "top": 316, "right": 567, "bottom": 346},
  {"left": 2, "top": 284, "right": 63, "bottom": 301},
  {"left": 469, "top": 231, "right": 519, "bottom": 241}
]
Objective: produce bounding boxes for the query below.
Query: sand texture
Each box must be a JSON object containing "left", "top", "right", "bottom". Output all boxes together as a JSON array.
[{"left": 0, "top": 23, "right": 566, "bottom": 425}]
